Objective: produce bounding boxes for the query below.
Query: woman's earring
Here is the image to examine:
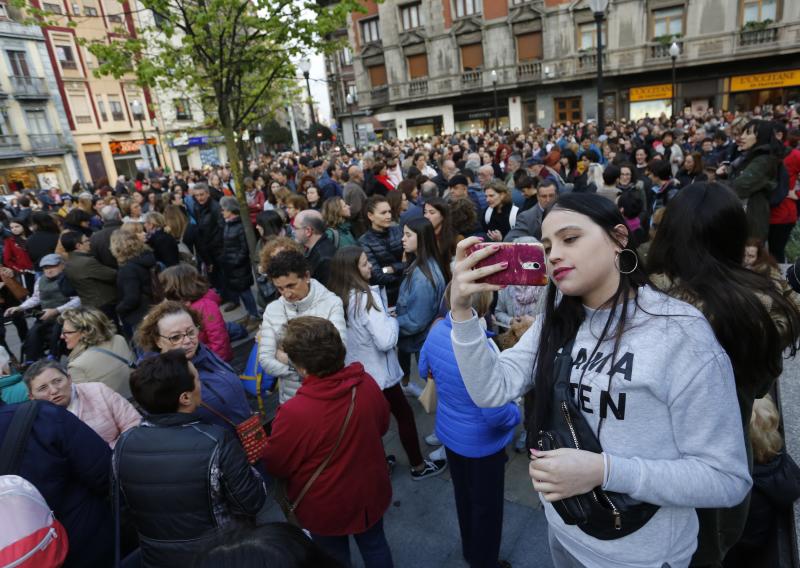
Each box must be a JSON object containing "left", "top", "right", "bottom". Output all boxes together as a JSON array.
[{"left": 614, "top": 249, "right": 639, "bottom": 275}]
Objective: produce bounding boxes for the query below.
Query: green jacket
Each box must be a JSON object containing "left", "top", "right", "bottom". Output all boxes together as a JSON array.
[
  {"left": 64, "top": 251, "right": 118, "bottom": 308},
  {"left": 732, "top": 148, "right": 778, "bottom": 241},
  {"left": 326, "top": 222, "right": 358, "bottom": 249}
]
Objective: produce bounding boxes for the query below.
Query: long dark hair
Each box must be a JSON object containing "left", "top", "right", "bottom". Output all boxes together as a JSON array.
[
  {"left": 403, "top": 217, "right": 445, "bottom": 287},
  {"left": 327, "top": 246, "right": 379, "bottom": 320},
  {"left": 532, "top": 193, "right": 650, "bottom": 436},
  {"left": 647, "top": 182, "right": 800, "bottom": 387},
  {"left": 741, "top": 119, "right": 785, "bottom": 167},
  {"left": 424, "top": 197, "right": 455, "bottom": 275}
]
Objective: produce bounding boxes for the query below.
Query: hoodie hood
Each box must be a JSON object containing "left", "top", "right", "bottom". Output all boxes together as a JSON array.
[
  {"left": 131, "top": 251, "right": 157, "bottom": 269},
  {"left": 298, "top": 362, "right": 365, "bottom": 401}
]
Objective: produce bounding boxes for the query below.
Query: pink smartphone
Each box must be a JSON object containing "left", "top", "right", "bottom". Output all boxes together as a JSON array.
[{"left": 468, "top": 242, "right": 548, "bottom": 286}]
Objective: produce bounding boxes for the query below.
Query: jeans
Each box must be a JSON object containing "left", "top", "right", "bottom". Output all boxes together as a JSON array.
[
  {"left": 237, "top": 288, "right": 260, "bottom": 319},
  {"left": 311, "top": 518, "right": 393, "bottom": 568}
]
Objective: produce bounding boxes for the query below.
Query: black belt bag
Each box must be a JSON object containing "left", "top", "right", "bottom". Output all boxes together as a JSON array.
[{"left": 535, "top": 340, "right": 660, "bottom": 540}]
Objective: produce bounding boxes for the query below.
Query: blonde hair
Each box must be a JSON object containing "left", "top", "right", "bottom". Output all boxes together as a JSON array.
[
  {"left": 443, "top": 282, "right": 493, "bottom": 317},
  {"left": 59, "top": 307, "right": 116, "bottom": 346},
  {"left": 110, "top": 229, "right": 146, "bottom": 264},
  {"left": 143, "top": 211, "right": 166, "bottom": 229},
  {"left": 164, "top": 205, "right": 188, "bottom": 240},
  {"left": 750, "top": 395, "right": 783, "bottom": 464},
  {"left": 322, "top": 196, "right": 346, "bottom": 228}
]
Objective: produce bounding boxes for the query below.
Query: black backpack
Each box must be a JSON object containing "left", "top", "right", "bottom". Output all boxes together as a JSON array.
[{"left": 769, "top": 162, "right": 790, "bottom": 208}]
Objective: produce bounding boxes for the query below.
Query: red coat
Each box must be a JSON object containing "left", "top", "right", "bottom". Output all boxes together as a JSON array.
[
  {"left": 770, "top": 147, "right": 800, "bottom": 226},
  {"left": 190, "top": 289, "right": 233, "bottom": 362},
  {"left": 263, "top": 362, "right": 391, "bottom": 536},
  {"left": 2, "top": 237, "right": 33, "bottom": 272}
]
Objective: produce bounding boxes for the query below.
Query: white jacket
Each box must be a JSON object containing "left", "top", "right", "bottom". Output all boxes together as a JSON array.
[
  {"left": 344, "top": 286, "right": 403, "bottom": 390},
  {"left": 258, "top": 279, "right": 347, "bottom": 404}
]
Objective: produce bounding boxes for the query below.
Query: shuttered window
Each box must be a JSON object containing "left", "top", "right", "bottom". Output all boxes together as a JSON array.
[
  {"left": 407, "top": 54, "right": 428, "bottom": 79},
  {"left": 460, "top": 43, "right": 483, "bottom": 71},
  {"left": 69, "top": 93, "right": 93, "bottom": 124},
  {"left": 368, "top": 64, "right": 387, "bottom": 87},
  {"left": 516, "top": 32, "right": 542, "bottom": 61}
]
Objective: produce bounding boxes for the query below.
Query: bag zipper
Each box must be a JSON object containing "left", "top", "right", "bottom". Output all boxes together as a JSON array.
[{"left": 561, "top": 401, "right": 621, "bottom": 530}]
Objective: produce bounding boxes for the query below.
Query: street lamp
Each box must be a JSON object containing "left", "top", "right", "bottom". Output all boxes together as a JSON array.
[
  {"left": 669, "top": 41, "right": 681, "bottom": 120},
  {"left": 299, "top": 58, "right": 317, "bottom": 127},
  {"left": 491, "top": 69, "right": 499, "bottom": 131},
  {"left": 589, "top": 0, "right": 609, "bottom": 132},
  {"left": 346, "top": 92, "right": 358, "bottom": 149},
  {"left": 130, "top": 100, "right": 152, "bottom": 171}
]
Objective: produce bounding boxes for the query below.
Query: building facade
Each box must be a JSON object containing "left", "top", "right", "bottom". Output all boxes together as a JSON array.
[
  {"left": 325, "top": 0, "right": 800, "bottom": 142},
  {"left": 0, "top": 3, "right": 80, "bottom": 193}
]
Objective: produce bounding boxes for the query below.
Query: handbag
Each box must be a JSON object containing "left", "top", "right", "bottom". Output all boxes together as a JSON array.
[
  {"left": 201, "top": 403, "right": 267, "bottom": 464},
  {"left": 1, "top": 272, "right": 27, "bottom": 302},
  {"left": 533, "top": 339, "right": 660, "bottom": 540},
  {"left": 276, "top": 386, "right": 356, "bottom": 527},
  {"left": 418, "top": 374, "right": 437, "bottom": 414}
]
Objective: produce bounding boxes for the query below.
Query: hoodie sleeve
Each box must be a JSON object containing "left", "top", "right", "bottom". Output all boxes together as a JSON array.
[
  {"left": 258, "top": 308, "right": 292, "bottom": 377},
  {"left": 363, "top": 290, "right": 399, "bottom": 352},
  {"left": 326, "top": 294, "right": 348, "bottom": 347}
]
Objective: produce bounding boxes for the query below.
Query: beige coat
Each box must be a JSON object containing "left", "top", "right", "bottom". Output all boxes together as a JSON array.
[{"left": 68, "top": 335, "right": 134, "bottom": 398}]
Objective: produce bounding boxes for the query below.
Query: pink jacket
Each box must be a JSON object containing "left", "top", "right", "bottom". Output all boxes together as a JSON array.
[
  {"left": 72, "top": 382, "right": 141, "bottom": 448},
  {"left": 191, "top": 289, "right": 233, "bottom": 362}
]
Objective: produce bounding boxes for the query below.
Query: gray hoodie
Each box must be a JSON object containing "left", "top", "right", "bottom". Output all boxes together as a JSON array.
[{"left": 451, "top": 286, "right": 751, "bottom": 567}]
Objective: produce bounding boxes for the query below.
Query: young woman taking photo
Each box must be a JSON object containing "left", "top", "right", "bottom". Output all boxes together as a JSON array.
[{"left": 448, "top": 193, "right": 751, "bottom": 567}]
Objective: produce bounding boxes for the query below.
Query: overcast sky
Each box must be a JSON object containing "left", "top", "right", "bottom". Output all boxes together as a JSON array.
[{"left": 294, "top": 0, "right": 335, "bottom": 127}]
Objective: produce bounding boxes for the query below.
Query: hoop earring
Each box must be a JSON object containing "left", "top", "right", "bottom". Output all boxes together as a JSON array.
[{"left": 615, "top": 249, "right": 639, "bottom": 275}]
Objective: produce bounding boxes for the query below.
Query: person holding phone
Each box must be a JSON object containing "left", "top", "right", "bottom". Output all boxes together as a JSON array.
[{"left": 448, "top": 193, "right": 751, "bottom": 567}]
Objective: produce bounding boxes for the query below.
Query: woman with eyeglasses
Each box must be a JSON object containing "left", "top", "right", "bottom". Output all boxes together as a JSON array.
[{"left": 135, "top": 301, "right": 252, "bottom": 430}]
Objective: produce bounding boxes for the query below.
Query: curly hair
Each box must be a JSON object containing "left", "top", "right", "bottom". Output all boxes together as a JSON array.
[
  {"left": 321, "top": 197, "right": 347, "bottom": 228},
  {"left": 143, "top": 211, "right": 166, "bottom": 229},
  {"left": 59, "top": 307, "right": 116, "bottom": 347},
  {"left": 258, "top": 236, "right": 303, "bottom": 274},
  {"left": 110, "top": 229, "right": 146, "bottom": 264},
  {"left": 266, "top": 249, "right": 310, "bottom": 280},
  {"left": 159, "top": 264, "right": 209, "bottom": 302},
  {"left": 134, "top": 300, "right": 202, "bottom": 353}
]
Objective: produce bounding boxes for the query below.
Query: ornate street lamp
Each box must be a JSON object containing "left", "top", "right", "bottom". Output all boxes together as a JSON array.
[{"left": 588, "top": 0, "right": 609, "bottom": 131}]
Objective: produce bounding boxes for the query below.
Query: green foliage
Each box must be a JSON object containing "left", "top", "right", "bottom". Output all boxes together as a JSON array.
[
  {"left": 742, "top": 19, "right": 773, "bottom": 31},
  {"left": 260, "top": 119, "right": 292, "bottom": 147}
]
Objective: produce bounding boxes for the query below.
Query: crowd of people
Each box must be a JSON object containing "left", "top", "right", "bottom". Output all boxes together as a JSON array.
[{"left": 1, "top": 102, "right": 800, "bottom": 568}]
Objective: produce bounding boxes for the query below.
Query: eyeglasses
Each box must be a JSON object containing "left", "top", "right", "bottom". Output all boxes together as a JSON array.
[
  {"left": 159, "top": 326, "right": 200, "bottom": 345},
  {"left": 61, "top": 328, "right": 81, "bottom": 336}
]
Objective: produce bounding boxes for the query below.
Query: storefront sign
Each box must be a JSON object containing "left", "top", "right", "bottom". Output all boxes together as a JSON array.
[
  {"left": 629, "top": 84, "right": 673, "bottom": 102},
  {"left": 109, "top": 139, "right": 156, "bottom": 155},
  {"left": 730, "top": 70, "right": 800, "bottom": 92}
]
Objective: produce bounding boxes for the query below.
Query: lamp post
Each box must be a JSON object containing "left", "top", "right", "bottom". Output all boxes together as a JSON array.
[
  {"left": 130, "top": 100, "right": 152, "bottom": 171},
  {"left": 669, "top": 41, "right": 681, "bottom": 121},
  {"left": 491, "top": 69, "right": 499, "bottom": 131},
  {"left": 589, "top": 0, "right": 609, "bottom": 133},
  {"left": 346, "top": 92, "right": 358, "bottom": 149},
  {"left": 151, "top": 117, "right": 167, "bottom": 171},
  {"left": 299, "top": 58, "right": 317, "bottom": 127}
]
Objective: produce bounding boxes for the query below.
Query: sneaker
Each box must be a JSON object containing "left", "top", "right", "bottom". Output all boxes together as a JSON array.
[
  {"left": 402, "top": 382, "right": 423, "bottom": 398},
  {"left": 222, "top": 302, "right": 238, "bottom": 312},
  {"left": 429, "top": 446, "right": 446, "bottom": 461},
  {"left": 411, "top": 459, "right": 447, "bottom": 481},
  {"left": 425, "top": 432, "right": 441, "bottom": 447},
  {"left": 386, "top": 455, "right": 396, "bottom": 475},
  {"left": 514, "top": 431, "right": 527, "bottom": 453}
]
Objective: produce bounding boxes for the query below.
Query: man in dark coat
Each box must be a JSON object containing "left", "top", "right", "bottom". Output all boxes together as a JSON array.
[
  {"left": 62, "top": 231, "right": 118, "bottom": 321},
  {"left": 219, "top": 197, "right": 259, "bottom": 326},
  {"left": 191, "top": 183, "right": 229, "bottom": 305},
  {"left": 293, "top": 209, "right": 337, "bottom": 287}
]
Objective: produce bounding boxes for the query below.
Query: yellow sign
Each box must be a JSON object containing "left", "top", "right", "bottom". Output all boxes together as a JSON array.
[
  {"left": 629, "top": 84, "right": 673, "bottom": 102},
  {"left": 730, "top": 70, "right": 800, "bottom": 92}
]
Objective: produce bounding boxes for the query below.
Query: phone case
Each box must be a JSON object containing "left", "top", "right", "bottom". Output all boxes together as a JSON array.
[{"left": 468, "top": 242, "right": 549, "bottom": 287}]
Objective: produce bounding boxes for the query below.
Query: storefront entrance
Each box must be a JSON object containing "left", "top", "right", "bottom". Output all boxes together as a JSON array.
[
  {"left": 729, "top": 69, "right": 800, "bottom": 113},
  {"left": 406, "top": 116, "right": 444, "bottom": 139}
]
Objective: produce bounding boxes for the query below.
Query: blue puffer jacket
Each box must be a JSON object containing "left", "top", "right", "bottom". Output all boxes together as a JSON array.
[
  {"left": 396, "top": 259, "right": 445, "bottom": 353},
  {"left": 419, "top": 315, "right": 520, "bottom": 458}
]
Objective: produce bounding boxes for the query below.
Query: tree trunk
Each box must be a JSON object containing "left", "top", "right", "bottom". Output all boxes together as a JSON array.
[{"left": 221, "top": 125, "right": 258, "bottom": 262}]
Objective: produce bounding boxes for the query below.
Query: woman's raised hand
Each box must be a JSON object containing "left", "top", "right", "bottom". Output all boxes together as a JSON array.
[{"left": 450, "top": 237, "right": 507, "bottom": 322}]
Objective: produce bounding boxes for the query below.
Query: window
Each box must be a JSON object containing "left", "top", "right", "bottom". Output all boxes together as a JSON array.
[
  {"left": 56, "top": 45, "right": 77, "bottom": 70},
  {"left": 460, "top": 43, "right": 483, "bottom": 71},
  {"left": 69, "top": 93, "right": 92, "bottom": 124},
  {"left": 174, "top": 98, "right": 191, "bottom": 120},
  {"left": 454, "top": 0, "right": 480, "bottom": 18},
  {"left": 6, "top": 50, "right": 30, "bottom": 76},
  {"left": 360, "top": 18, "right": 380, "bottom": 43},
  {"left": 25, "top": 110, "right": 50, "bottom": 135},
  {"left": 346, "top": 83, "right": 357, "bottom": 99},
  {"left": 71, "top": 3, "right": 80, "bottom": 14},
  {"left": 578, "top": 22, "right": 605, "bottom": 49},
  {"left": 401, "top": 3, "right": 422, "bottom": 30},
  {"left": 368, "top": 65, "right": 387, "bottom": 88},
  {"left": 108, "top": 96, "right": 124, "bottom": 121},
  {"left": 96, "top": 95, "right": 107, "bottom": 121},
  {"left": 84, "top": 5, "right": 97, "bottom": 15},
  {"left": 653, "top": 6, "right": 683, "bottom": 38},
  {"left": 0, "top": 3, "right": 9, "bottom": 19},
  {"left": 555, "top": 97, "right": 582, "bottom": 123},
  {"left": 338, "top": 47, "right": 352, "bottom": 66},
  {"left": 743, "top": 0, "right": 776, "bottom": 23},
  {"left": 42, "top": 2, "right": 62, "bottom": 13},
  {"left": 407, "top": 54, "right": 428, "bottom": 79},
  {"left": 516, "top": 32, "right": 542, "bottom": 61}
]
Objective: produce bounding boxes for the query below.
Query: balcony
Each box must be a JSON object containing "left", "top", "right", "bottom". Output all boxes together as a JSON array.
[
  {"left": 516, "top": 61, "right": 542, "bottom": 81},
  {"left": 60, "top": 59, "right": 78, "bottom": 70},
  {"left": 649, "top": 39, "right": 683, "bottom": 59},
  {"left": 10, "top": 76, "right": 49, "bottom": 99},
  {"left": 28, "top": 133, "right": 66, "bottom": 155},
  {"left": 577, "top": 50, "right": 607, "bottom": 70},
  {"left": 739, "top": 25, "right": 778, "bottom": 46},
  {"left": 0, "top": 135, "right": 24, "bottom": 158},
  {"left": 370, "top": 85, "right": 388, "bottom": 106},
  {"left": 409, "top": 79, "right": 428, "bottom": 97},
  {"left": 461, "top": 70, "right": 482, "bottom": 89}
]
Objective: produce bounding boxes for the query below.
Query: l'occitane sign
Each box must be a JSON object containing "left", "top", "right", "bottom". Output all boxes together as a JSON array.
[
  {"left": 730, "top": 70, "right": 800, "bottom": 92},
  {"left": 629, "top": 84, "right": 673, "bottom": 102}
]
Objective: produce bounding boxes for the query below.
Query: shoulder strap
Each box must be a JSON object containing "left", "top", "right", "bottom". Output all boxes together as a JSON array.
[
  {"left": 332, "top": 228, "right": 340, "bottom": 249},
  {"left": 289, "top": 386, "right": 356, "bottom": 512},
  {"left": 484, "top": 207, "right": 492, "bottom": 224},
  {"left": 200, "top": 401, "right": 237, "bottom": 428},
  {"left": 0, "top": 400, "right": 39, "bottom": 475},
  {"left": 88, "top": 346, "right": 135, "bottom": 368},
  {"left": 509, "top": 205, "right": 519, "bottom": 228}
]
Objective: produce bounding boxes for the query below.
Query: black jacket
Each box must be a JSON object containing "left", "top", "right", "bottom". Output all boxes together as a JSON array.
[
  {"left": 90, "top": 220, "right": 123, "bottom": 269},
  {"left": 147, "top": 229, "right": 180, "bottom": 267},
  {"left": 116, "top": 252, "right": 156, "bottom": 327},
  {"left": 220, "top": 217, "right": 253, "bottom": 292},
  {"left": 305, "top": 234, "right": 337, "bottom": 286},
  {"left": 26, "top": 230, "right": 60, "bottom": 268},
  {"left": 194, "top": 199, "right": 225, "bottom": 265},
  {"left": 114, "top": 412, "right": 267, "bottom": 567},
  {"left": 358, "top": 225, "right": 404, "bottom": 305}
]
